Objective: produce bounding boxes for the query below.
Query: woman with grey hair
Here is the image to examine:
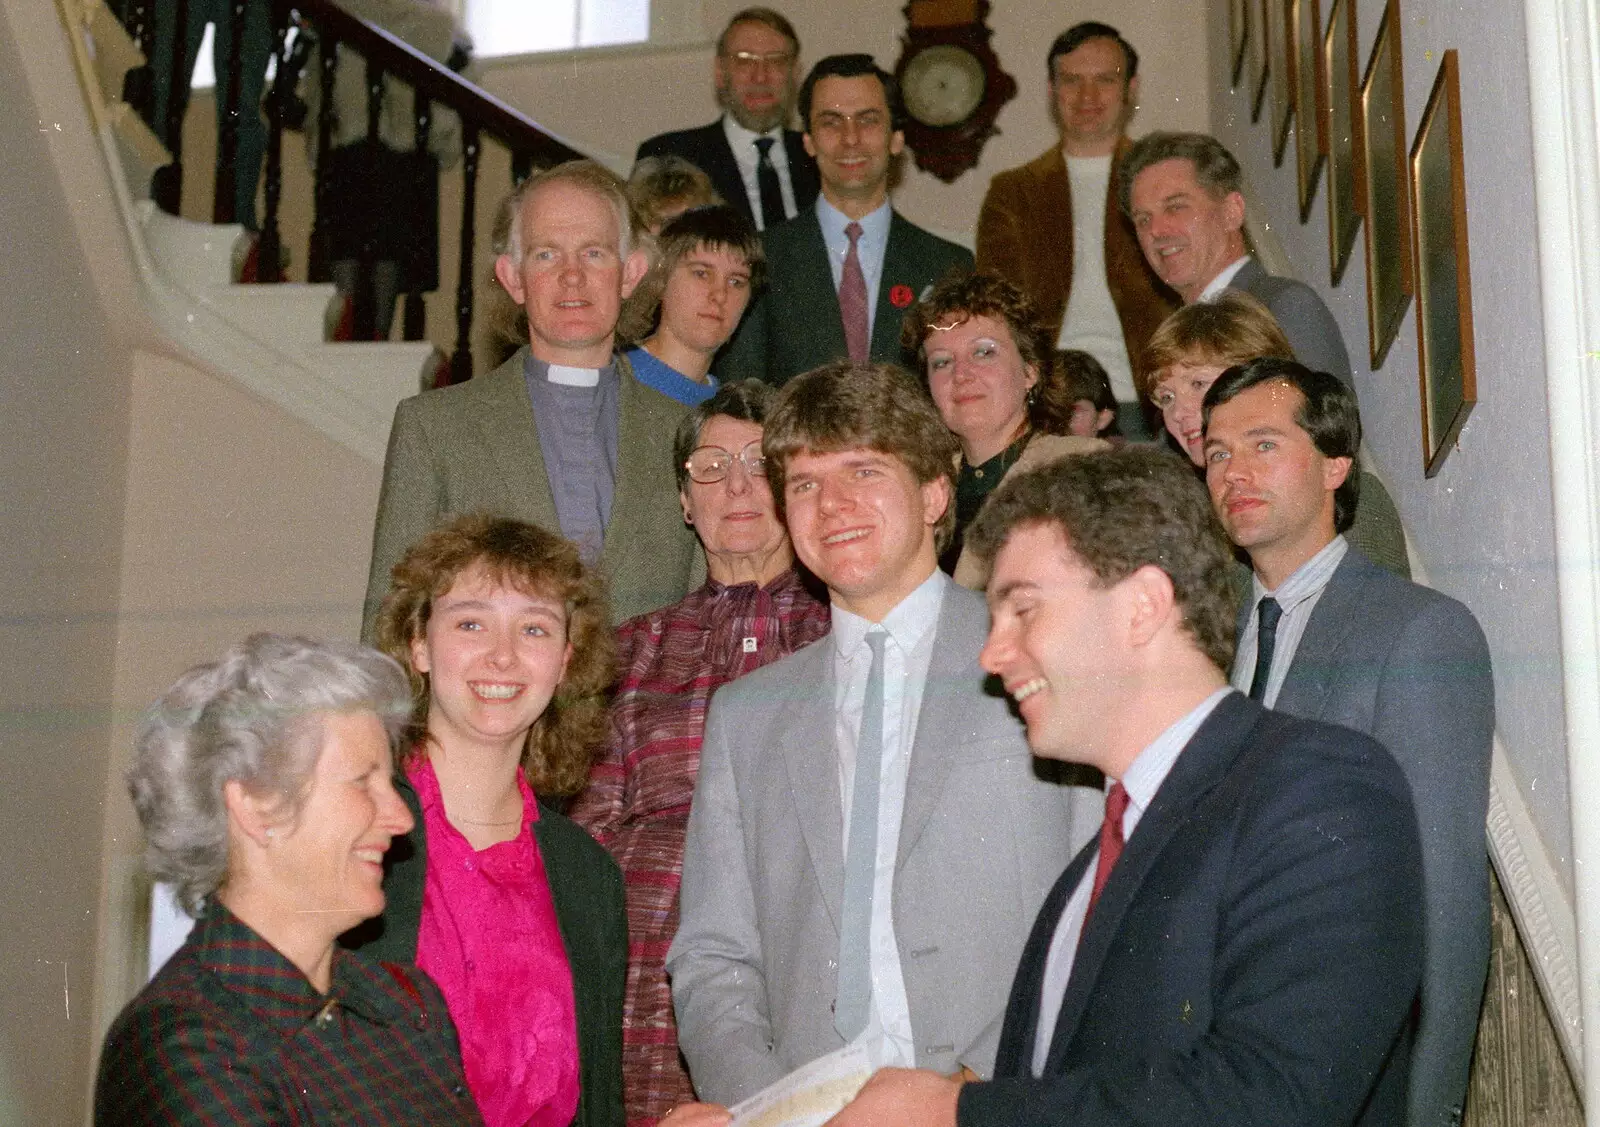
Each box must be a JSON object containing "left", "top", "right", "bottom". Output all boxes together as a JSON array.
[{"left": 94, "top": 632, "right": 483, "bottom": 1125}]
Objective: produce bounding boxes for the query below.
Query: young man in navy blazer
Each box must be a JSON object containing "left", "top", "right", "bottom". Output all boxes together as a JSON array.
[
  {"left": 824, "top": 446, "right": 1426, "bottom": 1127},
  {"left": 1204, "top": 358, "right": 1494, "bottom": 1127}
]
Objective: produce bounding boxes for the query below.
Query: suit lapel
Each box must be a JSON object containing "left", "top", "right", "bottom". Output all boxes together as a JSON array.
[
  {"left": 871, "top": 213, "right": 915, "bottom": 358},
  {"left": 789, "top": 213, "right": 850, "bottom": 361},
  {"left": 1273, "top": 551, "right": 1366, "bottom": 719},
  {"left": 600, "top": 355, "right": 650, "bottom": 578},
  {"left": 471, "top": 351, "right": 558, "bottom": 530},
  {"left": 1043, "top": 693, "right": 1261, "bottom": 1069},
  {"left": 1228, "top": 257, "right": 1268, "bottom": 299},
  {"left": 783, "top": 131, "right": 819, "bottom": 210},
  {"left": 897, "top": 588, "right": 980, "bottom": 867},
  {"left": 778, "top": 638, "right": 847, "bottom": 928}
]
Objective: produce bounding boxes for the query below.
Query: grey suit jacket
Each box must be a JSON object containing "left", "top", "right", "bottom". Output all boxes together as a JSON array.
[
  {"left": 361, "top": 348, "right": 700, "bottom": 636},
  {"left": 667, "top": 580, "right": 1102, "bottom": 1104},
  {"left": 1229, "top": 257, "right": 1354, "bottom": 390},
  {"left": 1241, "top": 546, "right": 1493, "bottom": 1127}
]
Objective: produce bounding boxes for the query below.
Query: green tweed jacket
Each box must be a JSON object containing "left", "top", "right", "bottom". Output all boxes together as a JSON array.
[
  {"left": 361, "top": 348, "right": 701, "bottom": 638},
  {"left": 343, "top": 776, "right": 627, "bottom": 1127}
]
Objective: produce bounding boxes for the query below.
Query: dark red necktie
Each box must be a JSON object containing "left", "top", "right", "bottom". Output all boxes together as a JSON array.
[
  {"left": 1083, "top": 782, "right": 1130, "bottom": 929},
  {"left": 840, "top": 221, "right": 869, "bottom": 362}
]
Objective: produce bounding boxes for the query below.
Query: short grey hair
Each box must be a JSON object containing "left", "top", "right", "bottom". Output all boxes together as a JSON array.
[
  {"left": 128, "top": 633, "right": 412, "bottom": 916},
  {"left": 495, "top": 159, "right": 641, "bottom": 266},
  {"left": 1117, "top": 131, "right": 1243, "bottom": 216}
]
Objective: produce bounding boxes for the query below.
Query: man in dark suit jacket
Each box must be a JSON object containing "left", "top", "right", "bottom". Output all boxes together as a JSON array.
[
  {"left": 634, "top": 9, "right": 819, "bottom": 230},
  {"left": 1122, "top": 131, "right": 1355, "bottom": 390},
  {"left": 362, "top": 160, "right": 701, "bottom": 636},
  {"left": 717, "top": 54, "right": 973, "bottom": 386},
  {"left": 825, "top": 446, "right": 1424, "bottom": 1127},
  {"left": 976, "top": 23, "right": 1177, "bottom": 436},
  {"left": 1204, "top": 359, "right": 1494, "bottom": 1127}
]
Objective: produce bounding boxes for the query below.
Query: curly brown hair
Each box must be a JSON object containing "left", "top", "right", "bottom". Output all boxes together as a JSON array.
[
  {"left": 372, "top": 514, "right": 616, "bottom": 796},
  {"left": 967, "top": 446, "right": 1239, "bottom": 673},
  {"left": 900, "top": 273, "right": 1076, "bottom": 435}
]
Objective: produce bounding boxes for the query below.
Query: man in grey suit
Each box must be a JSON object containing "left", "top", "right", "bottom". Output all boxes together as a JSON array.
[
  {"left": 717, "top": 55, "right": 974, "bottom": 386},
  {"left": 1122, "top": 131, "right": 1355, "bottom": 391},
  {"left": 361, "top": 160, "right": 701, "bottom": 636},
  {"left": 667, "top": 362, "right": 1101, "bottom": 1104},
  {"left": 1203, "top": 358, "right": 1494, "bottom": 1127}
]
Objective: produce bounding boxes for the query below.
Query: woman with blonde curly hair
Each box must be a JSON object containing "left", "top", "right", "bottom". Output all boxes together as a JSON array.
[{"left": 350, "top": 514, "right": 627, "bottom": 1127}]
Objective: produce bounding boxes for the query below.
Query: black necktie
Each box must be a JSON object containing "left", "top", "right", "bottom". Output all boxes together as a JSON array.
[
  {"left": 1249, "top": 597, "right": 1284, "bottom": 702},
  {"left": 754, "top": 137, "right": 785, "bottom": 229}
]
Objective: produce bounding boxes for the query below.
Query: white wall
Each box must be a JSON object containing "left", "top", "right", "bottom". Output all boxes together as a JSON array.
[{"left": 1206, "top": 1, "right": 1569, "bottom": 899}]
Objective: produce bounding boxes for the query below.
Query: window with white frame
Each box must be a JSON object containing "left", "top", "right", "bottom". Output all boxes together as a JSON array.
[{"left": 465, "top": 0, "right": 650, "bottom": 57}]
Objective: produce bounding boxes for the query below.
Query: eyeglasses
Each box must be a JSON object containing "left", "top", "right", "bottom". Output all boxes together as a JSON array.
[
  {"left": 725, "top": 49, "right": 795, "bottom": 71},
  {"left": 685, "top": 440, "right": 767, "bottom": 483}
]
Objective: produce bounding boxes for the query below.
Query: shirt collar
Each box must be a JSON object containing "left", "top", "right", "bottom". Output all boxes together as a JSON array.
[
  {"left": 815, "top": 193, "right": 892, "bottom": 249},
  {"left": 1197, "top": 255, "right": 1253, "bottom": 302},
  {"left": 831, "top": 568, "right": 946, "bottom": 660},
  {"left": 722, "top": 113, "right": 785, "bottom": 150},
  {"left": 1116, "top": 687, "right": 1235, "bottom": 818},
  {"left": 194, "top": 902, "right": 403, "bottom": 1032},
  {"left": 1252, "top": 534, "right": 1348, "bottom": 609}
]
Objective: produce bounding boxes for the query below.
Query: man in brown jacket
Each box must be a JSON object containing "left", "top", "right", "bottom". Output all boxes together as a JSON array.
[{"left": 975, "top": 22, "right": 1177, "bottom": 439}]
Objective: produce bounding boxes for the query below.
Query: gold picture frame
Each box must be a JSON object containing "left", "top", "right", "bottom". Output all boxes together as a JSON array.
[
  {"left": 1324, "top": 0, "right": 1360, "bottom": 283},
  {"left": 1268, "top": 0, "right": 1294, "bottom": 165},
  {"left": 1290, "top": 0, "right": 1326, "bottom": 220},
  {"left": 1231, "top": 0, "right": 1250, "bottom": 89},
  {"left": 1410, "top": 50, "right": 1476, "bottom": 478},
  {"left": 1356, "top": 0, "right": 1411, "bottom": 368},
  {"left": 1251, "top": 0, "right": 1271, "bottom": 123}
]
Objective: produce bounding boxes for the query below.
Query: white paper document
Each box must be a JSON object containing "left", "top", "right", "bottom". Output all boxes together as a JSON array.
[{"left": 728, "top": 1044, "right": 876, "bottom": 1127}]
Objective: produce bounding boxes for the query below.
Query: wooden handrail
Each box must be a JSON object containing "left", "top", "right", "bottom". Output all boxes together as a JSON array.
[{"left": 280, "top": 0, "right": 584, "bottom": 170}]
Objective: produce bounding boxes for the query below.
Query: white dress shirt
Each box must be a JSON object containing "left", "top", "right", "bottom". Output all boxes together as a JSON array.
[
  {"left": 817, "top": 195, "right": 892, "bottom": 342},
  {"left": 831, "top": 567, "right": 946, "bottom": 1070},
  {"left": 722, "top": 114, "right": 797, "bottom": 230},
  {"left": 1198, "top": 254, "right": 1252, "bottom": 302},
  {"left": 1031, "top": 686, "right": 1235, "bottom": 1075},
  {"left": 1230, "top": 535, "right": 1349, "bottom": 706}
]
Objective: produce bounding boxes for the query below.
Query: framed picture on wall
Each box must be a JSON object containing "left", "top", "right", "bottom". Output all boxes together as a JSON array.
[
  {"left": 1411, "top": 50, "right": 1477, "bottom": 478},
  {"left": 1290, "top": 0, "right": 1326, "bottom": 220},
  {"left": 1231, "top": 0, "right": 1250, "bottom": 88},
  {"left": 1357, "top": 0, "right": 1411, "bottom": 368},
  {"left": 1324, "top": 0, "right": 1360, "bottom": 283},
  {"left": 1268, "top": 0, "right": 1294, "bottom": 164},
  {"left": 1251, "top": 0, "right": 1271, "bottom": 122}
]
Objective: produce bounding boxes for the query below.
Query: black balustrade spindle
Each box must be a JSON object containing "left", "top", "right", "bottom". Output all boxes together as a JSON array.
[
  {"left": 152, "top": 0, "right": 191, "bottom": 214},
  {"left": 351, "top": 54, "right": 386, "bottom": 339},
  {"left": 121, "top": 0, "right": 156, "bottom": 120},
  {"left": 450, "top": 124, "right": 480, "bottom": 384},
  {"left": 214, "top": 0, "right": 247, "bottom": 223},
  {"left": 404, "top": 93, "right": 434, "bottom": 342},
  {"left": 307, "top": 30, "right": 338, "bottom": 284},
  {"left": 258, "top": 5, "right": 292, "bottom": 285}
]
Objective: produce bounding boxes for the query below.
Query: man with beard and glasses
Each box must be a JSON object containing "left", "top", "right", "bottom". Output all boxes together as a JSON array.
[{"left": 635, "top": 8, "right": 820, "bottom": 231}]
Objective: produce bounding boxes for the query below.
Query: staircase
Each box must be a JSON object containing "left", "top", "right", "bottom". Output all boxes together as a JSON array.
[{"left": 60, "top": 0, "right": 472, "bottom": 463}]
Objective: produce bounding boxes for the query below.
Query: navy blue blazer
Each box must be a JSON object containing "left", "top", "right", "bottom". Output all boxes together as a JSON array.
[
  {"left": 634, "top": 119, "right": 819, "bottom": 228},
  {"left": 958, "top": 692, "right": 1424, "bottom": 1126},
  {"left": 715, "top": 208, "right": 973, "bottom": 386}
]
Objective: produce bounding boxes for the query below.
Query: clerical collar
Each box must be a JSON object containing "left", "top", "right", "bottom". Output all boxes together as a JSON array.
[{"left": 547, "top": 364, "right": 601, "bottom": 387}]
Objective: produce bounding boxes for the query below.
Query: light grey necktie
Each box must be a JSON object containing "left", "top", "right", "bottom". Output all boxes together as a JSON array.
[{"left": 835, "top": 628, "right": 887, "bottom": 1041}]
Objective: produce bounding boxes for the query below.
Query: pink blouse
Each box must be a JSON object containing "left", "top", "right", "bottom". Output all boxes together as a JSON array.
[{"left": 410, "top": 758, "right": 579, "bottom": 1127}]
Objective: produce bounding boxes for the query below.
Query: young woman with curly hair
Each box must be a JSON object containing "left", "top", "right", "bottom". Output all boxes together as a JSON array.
[{"left": 351, "top": 514, "right": 626, "bottom": 1127}]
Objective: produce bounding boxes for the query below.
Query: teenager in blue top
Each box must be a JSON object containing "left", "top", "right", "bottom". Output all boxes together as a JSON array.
[{"left": 623, "top": 206, "right": 764, "bottom": 406}]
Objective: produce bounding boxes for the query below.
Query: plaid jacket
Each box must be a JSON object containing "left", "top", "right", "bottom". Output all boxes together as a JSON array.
[{"left": 95, "top": 903, "right": 483, "bottom": 1125}]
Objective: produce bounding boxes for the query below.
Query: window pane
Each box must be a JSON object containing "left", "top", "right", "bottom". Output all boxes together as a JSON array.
[
  {"left": 580, "top": 0, "right": 648, "bottom": 46},
  {"left": 467, "top": 0, "right": 580, "bottom": 58}
]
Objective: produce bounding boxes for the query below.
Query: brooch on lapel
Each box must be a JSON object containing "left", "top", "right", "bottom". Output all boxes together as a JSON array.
[{"left": 889, "top": 284, "right": 915, "bottom": 309}]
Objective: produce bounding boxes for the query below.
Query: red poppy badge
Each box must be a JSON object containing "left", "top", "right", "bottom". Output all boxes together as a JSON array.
[{"left": 889, "top": 284, "right": 915, "bottom": 309}]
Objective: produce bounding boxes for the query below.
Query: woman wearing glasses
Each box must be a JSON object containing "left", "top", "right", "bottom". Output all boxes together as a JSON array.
[{"left": 571, "top": 380, "right": 828, "bottom": 1126}]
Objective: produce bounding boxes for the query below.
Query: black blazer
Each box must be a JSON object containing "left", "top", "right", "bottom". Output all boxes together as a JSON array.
[
  {"left": 344, "top": 776, "right": 627, "bottom": 1127},
  {"left": 958, "top": 693, "right": 1424, "bottom": 1127},
  {"left": 715, "top": 208, "right": 973, "bottom": 386},
  {"left": 635, "top": 119, "right": 819, "bottom": 227}
]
